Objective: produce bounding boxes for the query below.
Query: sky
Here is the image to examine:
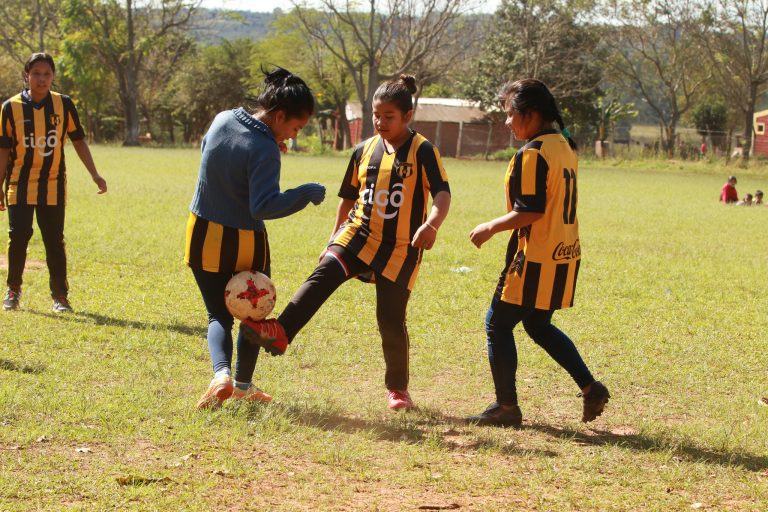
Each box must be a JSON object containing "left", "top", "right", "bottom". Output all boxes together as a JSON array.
[{"left": 199, "top": 0, "right": 501, "bottom": 14}]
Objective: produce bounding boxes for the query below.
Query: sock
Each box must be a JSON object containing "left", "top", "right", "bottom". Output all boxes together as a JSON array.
[
  {"left": 214, "top": 369, "right": 231, "bottom": 380},
  {"left": 235, "top": 381, "right": 250, "bottom": 391}
]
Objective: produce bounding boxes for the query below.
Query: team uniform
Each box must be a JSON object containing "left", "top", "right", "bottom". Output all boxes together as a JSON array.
[
  {"left": 277, "top": 131, "right": 450, "bottom": 391},
  {"left": 0, "top": 90, "right": 85, "bottom": 297},
  {"left": 496, "top": 129, "right": 581, "bottom": 310},
  {"left": 484, "top": 129, "right": 594, "bottom": 406},
  {"left": 185, "top": 213, "right": 270, "bottom": 275}
]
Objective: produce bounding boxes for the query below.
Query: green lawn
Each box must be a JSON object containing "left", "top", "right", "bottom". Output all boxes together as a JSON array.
[{"left": 0, "top": 146, "right": 766, "bottom": 511}]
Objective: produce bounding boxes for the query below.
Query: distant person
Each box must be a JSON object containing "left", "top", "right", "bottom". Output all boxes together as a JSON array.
[
  {"left": 700, "top": 141, "right": 707, "bottom": 157},
  {"left": 720, "top": 175, "right": 738, "bottom": 204},
  {"left": 241, "top": 74, "right": 452, "bottom": 411},
  {"left": 465, "top": 78, "right": 609, "bottom": 428},
  {"left": 0, "top": 52, "right": 108, "bottom": 313},
  {"left": 737, "top": 193, "right": 753, "bottom": 206},
  {"left": 754, "top": 190, "right": 764, "bottom": 205},
  {"left": 186, "top": 67, "right": 325, "bottom": 410}
]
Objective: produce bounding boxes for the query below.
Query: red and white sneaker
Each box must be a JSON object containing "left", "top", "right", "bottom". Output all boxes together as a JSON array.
[
  {"left": 195, "top": 375, "right": 234, "bottom": 410},
  {"left": 231, "top": 384, "right": 272, "bottom": 403},
  {"left": 240, "top": 319, "right": 288, "bottom": 356},
  {"left": 387, "top": 389, "right": 414, "bottom": 410}
]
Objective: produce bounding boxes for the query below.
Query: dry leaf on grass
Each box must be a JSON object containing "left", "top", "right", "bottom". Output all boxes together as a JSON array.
[
  {"left": 76, "top": 447, "right": 93, "bottom": 453},
  {"left": 115, "top": 475, "right": 173, "bottom": 486}
]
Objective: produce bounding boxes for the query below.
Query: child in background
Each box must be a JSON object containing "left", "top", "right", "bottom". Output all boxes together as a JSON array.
[
  {"left": 737, "top": 193, "right": 753, "bottom": 206},
  {"left": 243, "top": 75, "right": 451, "bottom": 410},
  {"left": 186, "top": 67, "right": 325, "bottom": 410},
  {"left": 720, "top": 175, "right": 738, "bottom": 203},
  {"left": 466, "top": 79, "right": 609, "bottom": 428},
  {"left": 754, "top": 190, "right": 763, "bottom": 205}
]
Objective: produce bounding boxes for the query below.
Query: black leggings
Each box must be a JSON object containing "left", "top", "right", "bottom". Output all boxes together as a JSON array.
[
  {"left": 6, "top": 204, "right": 67, "bottom": 296},
  {"left": 278, "top": 245, "right": 412, "bottom": 390}
]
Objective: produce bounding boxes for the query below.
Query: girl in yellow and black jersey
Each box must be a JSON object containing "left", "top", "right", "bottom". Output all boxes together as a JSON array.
[
  {"left": 242, "top": 75, "right": 451, "bottom": 411},
  {"left": 0, "top": 53, "right": 107, "bottom": 313},
  {"left": 466, "top": 79, "right": 609, "bottom": 428}
]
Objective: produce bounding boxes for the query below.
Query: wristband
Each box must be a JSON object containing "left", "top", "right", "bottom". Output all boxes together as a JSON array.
[{"left": 424, "top": 222, "right": 438, "bottom": 233}]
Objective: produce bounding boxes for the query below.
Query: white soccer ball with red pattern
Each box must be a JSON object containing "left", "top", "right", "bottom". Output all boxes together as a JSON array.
[{"left": 224, "top": 271, "right": 276, "bottom": 321}]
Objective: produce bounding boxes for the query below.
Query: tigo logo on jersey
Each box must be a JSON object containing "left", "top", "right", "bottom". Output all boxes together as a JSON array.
[
  {"left": 552, "top": 239, "right": 581, "bottom": 261},
  {"left": 360, "top": 183, "right": 406, "bottom": 220},
  {"left": 24, "top": 130, "right": 58, "bottom": 157}
]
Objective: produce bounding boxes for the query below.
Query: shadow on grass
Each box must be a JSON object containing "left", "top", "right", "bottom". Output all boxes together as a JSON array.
[
  {"left": 0, "top": 358, "right": 45, "bottom": 374},
  {"left": 241, "top": 402, "right": 558, "bottom": 458},
  {"left": 527, "top": 422, "right": 768, "bottom": 472},
  {"left": 26, "top": 309, "right": 206, "bottom": 337}
]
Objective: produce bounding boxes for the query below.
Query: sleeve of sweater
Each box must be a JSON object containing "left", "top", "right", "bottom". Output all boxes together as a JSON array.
[{"left": 248, "top": 155, "right": 320, "bottom": 220}]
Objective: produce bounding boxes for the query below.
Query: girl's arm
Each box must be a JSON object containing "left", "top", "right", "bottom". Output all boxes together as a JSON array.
[
  {"left": 71, "top": 139, "right": 107, "bottom": 193},
  {"left": 331, "top": 198, "right": 356, "bottom": 240},
  {"left": 411, "top": 190, "right": 451, "bottom": 250},
  {"left": 469, "top": 210, "right": 544, "bottom": 248},
  {"left": 0, "top": 147, "right": 9, "bottom": 210}
]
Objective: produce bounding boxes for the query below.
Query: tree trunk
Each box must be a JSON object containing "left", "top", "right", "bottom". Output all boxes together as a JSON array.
[
  {"left": 122, "top": 0, "right": 140, "bottom": 146},
  {"left": 360, "top": 66, "right": 379, "bottom": 139},
  {"left": 742, "top": 82, "right": 758, "bottom": 161}
]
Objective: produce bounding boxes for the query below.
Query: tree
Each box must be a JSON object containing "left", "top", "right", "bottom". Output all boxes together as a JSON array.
[
  {"left": 463, "top": 0, "right": 603, "bottom": 138},
  {"left": 0, "top": 0, "right": 63, "bottom": 62},
  {"left": 696, "top": 0, "right": 768, "bottom": 160},
  {"left": 62, "top": 0, "right": 199, "bottom": 146},
  {"left": 691, "top": 96, "right": 728, "bottom": 150},
  {"left": 595, "top": 95, "right": 638, "bottom": 142},
  {"left": 604, "top": 0, "right": 709, "bottom": 156},
  {"left": 292, "top": 0, "right": 479, "bottom": 139}
]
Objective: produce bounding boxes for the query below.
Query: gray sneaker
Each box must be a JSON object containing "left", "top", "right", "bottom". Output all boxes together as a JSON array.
[
  {"left": 3, "top": 288, "right": 20, "bottom": 311},
  {"left": 52, "top": 296, "right": 73, "bottom": 313}
]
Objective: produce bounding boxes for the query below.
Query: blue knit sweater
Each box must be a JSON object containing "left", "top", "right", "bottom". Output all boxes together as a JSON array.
[{"left": 189, "top": 108, "right": 323, "bottom": 231}]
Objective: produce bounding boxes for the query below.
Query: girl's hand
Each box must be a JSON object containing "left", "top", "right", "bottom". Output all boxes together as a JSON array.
[
  {"left": 278, "top": 141, "right": 288, "bottom": 154},
  {"left": 93, "top": 174, "right": 107, "bottom": 194},
  {"left": 411, "top": 223, "right": 437, "bottom": 250},
  {"left": 469, "top": 222, "right": 494, "bottom": 248}
]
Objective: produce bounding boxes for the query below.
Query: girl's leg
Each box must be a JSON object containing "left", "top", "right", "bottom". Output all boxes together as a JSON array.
[
  {"left": 276, "top": 246, "right": 361, "bottom": 341},
  {"left": 6, "top": 204, "right": 35, "bottom": 292},
  {"left": 191, "top": 267, "right": 235, "bottom": 374},
  {"left": 485, "top": 296, "right": 527, "bottom": 405},
  {"left": 522, "top": 309, "right": 594, "bottom": 390},
  {"left": 36, "top": 205, "right": 68, "bottom": 299},
  {"left": 374, "top": 276, "right": 411, "bottom": 391}
]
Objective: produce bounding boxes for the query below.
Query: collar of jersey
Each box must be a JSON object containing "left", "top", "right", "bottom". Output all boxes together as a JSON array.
[
  {"left": 22, "top": 89, "right": 51, "bottom": 109},
  {"left": 233, "top": 107, "right": 275, "bottom": 141},
  {"left": 380, "top": 129, "right": 415, "bottom": 155}
]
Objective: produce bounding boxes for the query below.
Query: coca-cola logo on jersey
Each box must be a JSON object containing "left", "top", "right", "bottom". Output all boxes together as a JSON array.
[{"left": 552, "top": 239, "right": 581, "bottom": 261}]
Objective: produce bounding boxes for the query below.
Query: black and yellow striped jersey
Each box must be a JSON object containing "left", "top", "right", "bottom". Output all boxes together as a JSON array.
[
  {"left": 332, "top": 131, "right": 450, "bottom": 290},
  {"left": 497, "top": 129, "right": 580, "bottom": 310},
  {"left": 0, "top": 90, "right": 85, "bottom": 206},
  {"left": 185, "top": 213, "right": 270, "bottom": 275}
]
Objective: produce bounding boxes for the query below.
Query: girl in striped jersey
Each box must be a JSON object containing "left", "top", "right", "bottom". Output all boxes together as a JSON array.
[
  {"left": 466, "top": 79, "right": 609, "bottom": 428},
  {"left": 186, "top": 67, "right": 325, "bottom": 410},
  {"left": 243, "top": 75, "right": 451, "bottom": 410},
  {"left": 0, "top": 53, "right": 107, "bottom": 313}
]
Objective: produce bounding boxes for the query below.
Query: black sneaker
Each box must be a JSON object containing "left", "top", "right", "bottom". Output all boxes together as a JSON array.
[
  {"left": 465, "top": 402, "right": 523, "bottom": 428},
  {"left": 580, "top": 381, "right": 610, "bottom": 423},
  {"left": 52, "top": 296, "right": 73, "bottom": 313},
  {"left": 3, "top": 288, "right": 21, "bottom": 311}
]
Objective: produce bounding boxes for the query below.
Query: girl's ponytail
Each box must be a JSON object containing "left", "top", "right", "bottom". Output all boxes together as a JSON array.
[{"left": 252, "top": 66, "right": 314, "bottom": 119}]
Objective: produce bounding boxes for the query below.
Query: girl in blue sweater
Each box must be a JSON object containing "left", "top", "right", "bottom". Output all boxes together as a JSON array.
[{"left": 186, "top": 67, "right": 325, "bottom": 410}]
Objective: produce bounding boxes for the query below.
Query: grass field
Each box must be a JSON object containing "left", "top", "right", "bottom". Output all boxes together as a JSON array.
[{"left": 0, "top": 146, "right": 767, "bottom": 511}]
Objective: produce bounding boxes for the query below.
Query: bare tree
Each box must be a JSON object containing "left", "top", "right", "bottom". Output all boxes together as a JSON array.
[
  {"left": 604, "top": 0, "right": 709, "bottom": 156},
  {"left": 696, "top": 0, "right": 768, "bottom": 160},
  {"left": 63, "top": 0, "right": 199, "bottom": 146},
  {"left": 292, "top": 0, "right": 480, "bottom": 139}
]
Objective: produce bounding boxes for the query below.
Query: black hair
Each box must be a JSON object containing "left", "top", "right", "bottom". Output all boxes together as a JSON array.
[
  {"left": 756, "top": 190, "right": 764, "bottom": 196},
  {"left": 252, "top": 66, "right": 314, "bottom": 119},
  {"left": 24, "top": 52, "right": 55, "bottom": 74},
  {"left": 373, "top": 74, "right": 418, "bottom": 114},
  {"left": 498, "top": 78, "right": 577, "bottom": 150}
]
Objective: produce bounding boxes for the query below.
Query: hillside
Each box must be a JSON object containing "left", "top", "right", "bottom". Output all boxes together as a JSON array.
[{"left": 191, "top": 8, "right": 278, "bottom": 44}]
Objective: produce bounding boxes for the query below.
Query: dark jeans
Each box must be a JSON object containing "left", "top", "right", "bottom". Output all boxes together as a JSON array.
[
  {"left": 278, "top": 245, "right": 412, "bottom": 390},
  {"left": 191, "top": 267, "right": 262, "bottom": 383},
  {"left": 6, "top": 204, "right": 68, "bottom": 297},
  {"left": 485, "top": 295, "right": 595, "bottom": 405}
]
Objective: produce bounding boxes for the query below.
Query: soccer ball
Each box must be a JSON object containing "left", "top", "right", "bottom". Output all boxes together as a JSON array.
[{"left": 224, "top": 271, "right": 276, "bottom": 321}]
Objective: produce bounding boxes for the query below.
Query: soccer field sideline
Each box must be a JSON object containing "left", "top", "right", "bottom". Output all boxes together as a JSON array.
[{"left": 0, "top": 146, "right": 766, "bottom": 510}]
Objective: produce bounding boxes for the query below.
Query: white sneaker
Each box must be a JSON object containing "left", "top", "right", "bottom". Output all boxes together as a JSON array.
[{"left": 231, "top": 384, "right": 272, "bottom": 403}]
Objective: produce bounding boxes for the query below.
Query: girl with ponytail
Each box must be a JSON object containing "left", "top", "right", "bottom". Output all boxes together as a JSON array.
[
  {"left": 243, "top": 74, "right": 452, "bottom": 411},
  {"left": 466, "top": 78, "right": 609, "bottom": 427},
  {"left": 187, "top": 66, "right": 326, "bottom": 409}
]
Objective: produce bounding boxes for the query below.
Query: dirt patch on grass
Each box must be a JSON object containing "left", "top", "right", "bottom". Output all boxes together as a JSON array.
[{"left": 0, "top": 254, "right": 46, "bottom": 270}]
